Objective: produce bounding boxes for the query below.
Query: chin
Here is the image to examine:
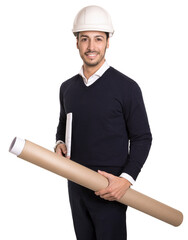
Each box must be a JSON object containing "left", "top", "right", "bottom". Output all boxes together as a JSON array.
[
  {"left": 85, "top": 61, "right": 100, "bottom": 67},
  {"left": 84, "top": 58, "right": 104, "bottom": 67}
]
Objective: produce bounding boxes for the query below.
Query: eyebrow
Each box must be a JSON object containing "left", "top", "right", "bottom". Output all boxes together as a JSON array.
[{"left": 80, "top": 34, "right": 105, "bottom": 39}]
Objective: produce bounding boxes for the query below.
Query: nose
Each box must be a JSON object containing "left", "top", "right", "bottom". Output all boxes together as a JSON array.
[{"left": 87, "top": 39, "right": 95, "bottom": 51}]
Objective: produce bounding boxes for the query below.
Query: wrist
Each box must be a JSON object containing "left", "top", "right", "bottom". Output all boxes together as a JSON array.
[
  {"left": 119, "top": 173, "right": 135, "bottom": 185},
  {"left": 120, "top": 177, "right": 131, "bottom": 186}
]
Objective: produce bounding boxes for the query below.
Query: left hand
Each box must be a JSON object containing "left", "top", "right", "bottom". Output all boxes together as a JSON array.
[{"left": 95, "top": 170, "right": 131, "bottom": 201}]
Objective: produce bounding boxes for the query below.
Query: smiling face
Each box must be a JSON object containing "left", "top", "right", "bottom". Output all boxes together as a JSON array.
[{"left": 77, "top": 31, "right": 109, "bottom": 69}]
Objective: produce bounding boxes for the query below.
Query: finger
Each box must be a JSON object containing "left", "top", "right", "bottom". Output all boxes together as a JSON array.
[
  {"left": 95, "top": 186, "right": 112, "bottom": 196},
  {"left": 99, "top": 193, "right": 116, "bottom": 201},
  {"left": 95, "top": 190, "right": 107, "bottom": 197},
  {"left": 98, "top": 170, "right": 113, "bottom": 180},
  {"left": 95, "top": 190, "right": 105, "bottom": 196},
  {"left": 56, "top": 144, "right": 67, "bottom": 156},
  {"left": 56, "top": 148, "right": 64, "bottom": 156},
  {"left": 58, "top": 145, "right": 67, "bottom": 155},
  {"left": 61, "top": 145, "right": 67, "bottom": 154},
  {"left": 95, "top": 190, "right": 103, "bottom": 196}
]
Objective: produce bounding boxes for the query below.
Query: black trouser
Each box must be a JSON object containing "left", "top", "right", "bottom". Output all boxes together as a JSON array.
[{"left": 68, "top": 166, "right": 127, "bottom": 240}]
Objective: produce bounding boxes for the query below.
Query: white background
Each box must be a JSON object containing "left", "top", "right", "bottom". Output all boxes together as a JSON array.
[{"left": 0, "top": 0, "right": 187, "bottom": 239}]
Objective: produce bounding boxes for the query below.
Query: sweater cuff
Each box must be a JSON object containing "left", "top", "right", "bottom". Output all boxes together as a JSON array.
[{"left": 119, "top": 173, "right": 135, "bottom": 185}]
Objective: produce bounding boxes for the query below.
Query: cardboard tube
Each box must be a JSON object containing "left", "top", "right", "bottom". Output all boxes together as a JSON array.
[{"left": 9, "top": 137, "right": 183, "bottom": 227}]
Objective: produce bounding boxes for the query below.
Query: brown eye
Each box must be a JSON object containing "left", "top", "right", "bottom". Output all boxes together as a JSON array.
[{"left": 81, "top": 38, "right": 87, "bottom": 42}]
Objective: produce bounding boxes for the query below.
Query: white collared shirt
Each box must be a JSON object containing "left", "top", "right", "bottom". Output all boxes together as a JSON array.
[{"left": 79, "top": 61, "right": 110, "bottom": 86}]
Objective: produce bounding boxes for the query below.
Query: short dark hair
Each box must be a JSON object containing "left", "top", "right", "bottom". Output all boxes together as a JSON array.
[
  {"left": 76, "top": 32, "right": 109, "bottom": 40},
  {"left": 105, "top": 32, "right": 109, "bottom": 39}
]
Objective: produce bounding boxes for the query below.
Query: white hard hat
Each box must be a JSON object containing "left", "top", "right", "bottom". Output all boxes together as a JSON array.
[{"left": 72, "top": 5, "right": 114, "bottom": 37}]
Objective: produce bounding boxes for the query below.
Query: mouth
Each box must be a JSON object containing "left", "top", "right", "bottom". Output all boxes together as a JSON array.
[{"left": 85, "top": 51, "right": 99, "bottom": 59}]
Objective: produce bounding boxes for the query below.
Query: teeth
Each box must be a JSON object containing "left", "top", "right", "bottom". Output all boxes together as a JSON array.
[
  {"left": 87, "top": 54, "right": 97, "bottom": 57},
  {"left": 86, "top": 52, "right": 97, "bottom": 57}
]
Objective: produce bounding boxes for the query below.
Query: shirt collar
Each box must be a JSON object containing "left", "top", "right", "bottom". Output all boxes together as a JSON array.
[{"left": 79, "top": 61, "right": 110, "bottom": 85}]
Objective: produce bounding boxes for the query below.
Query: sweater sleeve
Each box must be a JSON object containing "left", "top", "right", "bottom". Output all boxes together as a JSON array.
[
  {"left": 122, "top": 82, "right": 152, "bottom": 180},
  {"left": 56, "top": 85, "right": 66, "bottom": 142}
]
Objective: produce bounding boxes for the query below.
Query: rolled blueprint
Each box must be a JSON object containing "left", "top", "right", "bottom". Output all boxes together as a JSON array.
[{"left": 9, "top": 137, "right": 183, "bottom": 227}]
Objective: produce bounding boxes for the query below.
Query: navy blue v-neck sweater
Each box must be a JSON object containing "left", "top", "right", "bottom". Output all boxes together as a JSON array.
[{"left": 56, "top": 67, "right": 152, "bottom": 180}]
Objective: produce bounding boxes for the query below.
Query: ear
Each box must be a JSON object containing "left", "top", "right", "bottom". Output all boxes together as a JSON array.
[{"left": 76, "top": 39, "right": 79, "bottom": 49}]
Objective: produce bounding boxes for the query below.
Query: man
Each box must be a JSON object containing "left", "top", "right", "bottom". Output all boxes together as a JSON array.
[{"left": 55, "top": 5, "right": 152, "bottom": 240}]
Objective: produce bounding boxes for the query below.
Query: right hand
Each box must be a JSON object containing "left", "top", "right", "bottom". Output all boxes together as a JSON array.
[{"left": 55, "top": 143, "right": 70, "bottom": 159}]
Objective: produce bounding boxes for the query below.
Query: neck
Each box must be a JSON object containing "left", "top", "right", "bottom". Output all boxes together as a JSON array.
[{"left": 83, "top": 59, "right": 105, "bottom": 80}]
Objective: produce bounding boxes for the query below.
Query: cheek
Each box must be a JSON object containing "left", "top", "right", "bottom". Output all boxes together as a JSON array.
[
  {"left": 78, "top": 43, "right": 88, "bottom": 53},
  {"left": 99, "top": 44, "right": 107, "bottom": 53}
]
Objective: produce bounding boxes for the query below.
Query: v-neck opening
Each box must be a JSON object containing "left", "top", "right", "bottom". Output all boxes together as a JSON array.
[{"left": 78, "top": 67, "right": 112, "bottom": 89}]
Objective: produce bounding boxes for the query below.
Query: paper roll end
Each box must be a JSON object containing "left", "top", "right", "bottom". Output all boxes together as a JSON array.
[
  {"left": 174, "top": 211, "right": 184, "bottom": 227},
  {"left": 9, "top": 137, "right": 25, "bottom": 156}
]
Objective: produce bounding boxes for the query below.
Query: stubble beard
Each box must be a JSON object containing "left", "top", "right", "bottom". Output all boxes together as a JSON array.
[{"left": 81, "top": 46, "right": 107, "bottom": 68}]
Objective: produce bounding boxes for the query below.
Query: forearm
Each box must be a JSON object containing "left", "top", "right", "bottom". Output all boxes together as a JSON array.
[
  {"left": 122, "top": 81, "right": 152, "bottom": 180},
  {"left": 123, "top": 134, "right": 152, "bottom": 180},
  {"left": 56, "top": 119, "right": 66, "bottom": 142},
  {"left": 56, "top": 83, "right": 67, "bottom": 142}
]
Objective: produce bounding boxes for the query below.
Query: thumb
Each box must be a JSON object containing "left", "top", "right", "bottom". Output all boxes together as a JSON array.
[{"left": 98, "top": 170, "right": 113, "bottom": 180}]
